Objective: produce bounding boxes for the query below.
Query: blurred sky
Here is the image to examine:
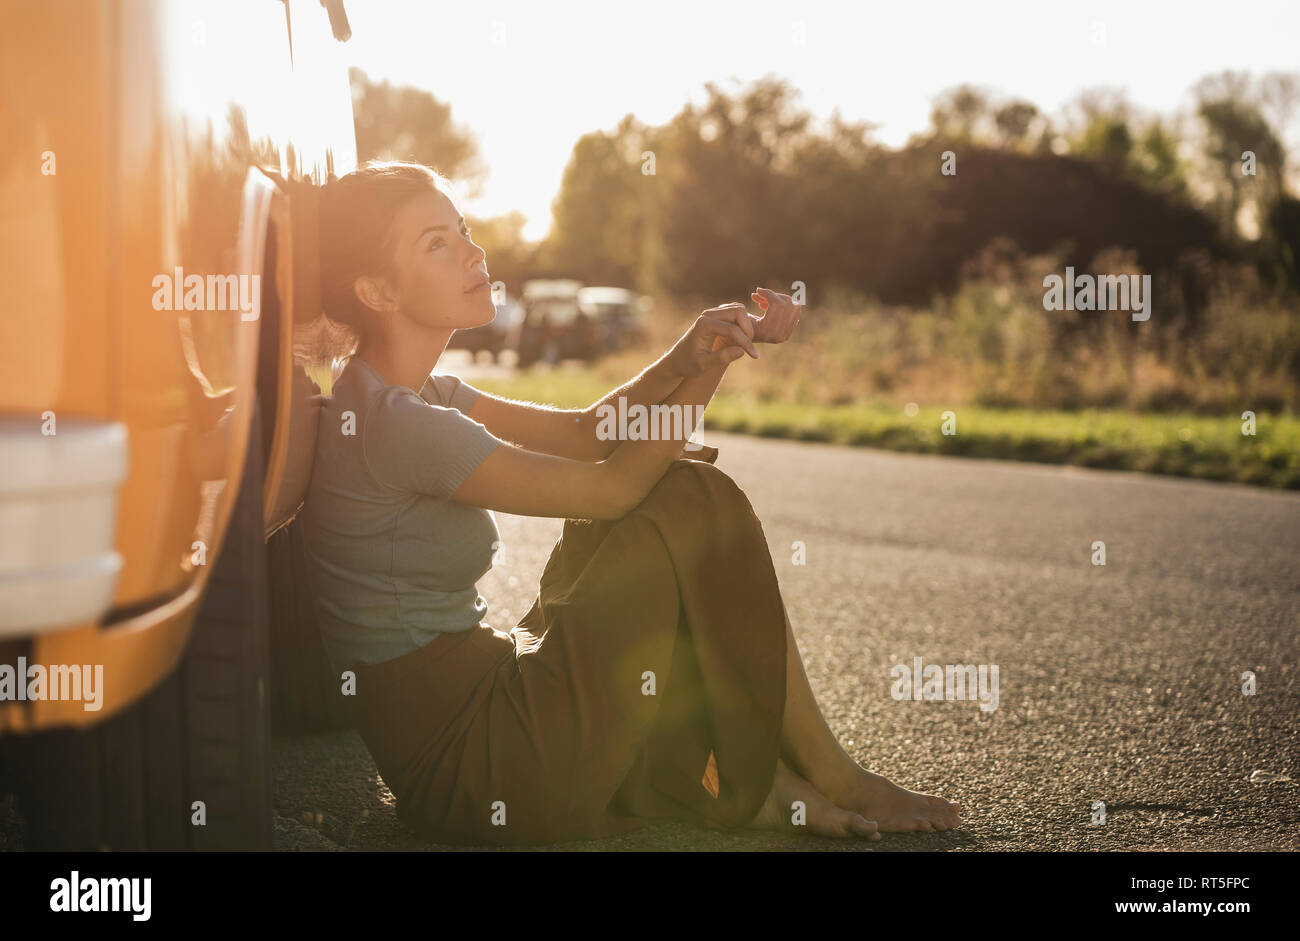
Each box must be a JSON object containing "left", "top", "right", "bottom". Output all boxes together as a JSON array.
[{"left": 343, "top": 0, "right": 1300, "bottom": 241}]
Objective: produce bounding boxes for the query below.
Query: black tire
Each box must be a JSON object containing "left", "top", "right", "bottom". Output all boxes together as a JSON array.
[
  {"left": 267, "top": 518, "right": 355, "bottom": 735},
  {"left": 4, "top": 402, "right": 273, "bottom": 850}
]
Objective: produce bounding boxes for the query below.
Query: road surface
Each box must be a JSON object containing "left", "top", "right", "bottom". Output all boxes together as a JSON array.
[{"left": 268, "top": 431, "right": 1300, "bottom": 851}]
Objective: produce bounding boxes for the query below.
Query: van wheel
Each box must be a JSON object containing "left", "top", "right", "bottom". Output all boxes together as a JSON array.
[{"left": 5, "top": 403, "right": 273, "bottom": 850}]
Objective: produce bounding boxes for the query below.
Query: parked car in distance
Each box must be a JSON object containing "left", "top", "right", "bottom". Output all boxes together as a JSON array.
[
  {"left": 447, "top": 292, "right": 524, "bottom": 362},
  {"left": 515, "top": 279, "right": 598, "bottom": 367},
  {"left": 578, "top": 286, "right": 648, "bottom": 353}
]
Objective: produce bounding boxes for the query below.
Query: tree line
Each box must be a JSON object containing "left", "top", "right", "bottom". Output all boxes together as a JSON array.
[{"left": 350, "top": 68, "right": 1300, "bottom": 312}]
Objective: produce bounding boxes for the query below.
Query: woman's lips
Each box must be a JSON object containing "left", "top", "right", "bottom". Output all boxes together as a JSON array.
[{"left": 465, "top": 280, "right": 490, "bottom": 294}]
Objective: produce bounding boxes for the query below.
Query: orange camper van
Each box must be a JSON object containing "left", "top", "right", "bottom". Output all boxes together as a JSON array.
[{"left": 0, "top": 0, "right": 357, "bottom": 849}]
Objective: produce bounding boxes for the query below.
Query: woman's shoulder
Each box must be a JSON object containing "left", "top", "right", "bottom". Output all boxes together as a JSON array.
[
  {"left": 332, "top": 356, "right": 495, "bottom": 447},
  {"left": 328, "top": 357, "right": 419, "bottom": 419},
  {"left": 365, "top": 371, "right": 494, "bottom": 452},
  {"left": 315, "top": 359, "right": 417, "bottom": 466},
  {"left": 317, "top": 359, "right": 504, "bottom": 498}
]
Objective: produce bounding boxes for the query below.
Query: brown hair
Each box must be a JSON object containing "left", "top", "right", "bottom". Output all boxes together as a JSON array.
[{"left": 318, "top": 160, "right": 452, "bottom": 356}]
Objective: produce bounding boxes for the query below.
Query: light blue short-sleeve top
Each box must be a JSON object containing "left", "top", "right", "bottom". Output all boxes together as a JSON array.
[{"left": 299, "top": 356, "right": 507, "bottom": 673}]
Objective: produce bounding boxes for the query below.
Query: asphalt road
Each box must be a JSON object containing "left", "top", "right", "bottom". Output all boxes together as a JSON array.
[{"left": 269, "top": 431, "right": 1300, "bottom": 851}]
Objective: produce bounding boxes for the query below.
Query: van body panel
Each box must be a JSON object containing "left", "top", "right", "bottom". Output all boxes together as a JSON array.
[{"left": 0, "top": 0, "right": 356, "bottom": 731}]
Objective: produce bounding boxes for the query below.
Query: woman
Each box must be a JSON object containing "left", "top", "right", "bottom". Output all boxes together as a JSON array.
[{"left": 300, "top": 160, "right": 963, "bottom": 845}]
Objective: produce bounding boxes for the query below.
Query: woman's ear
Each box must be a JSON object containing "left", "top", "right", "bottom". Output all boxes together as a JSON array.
[{"left": 353, "top": 272, "right": 395, "bottom": 316}]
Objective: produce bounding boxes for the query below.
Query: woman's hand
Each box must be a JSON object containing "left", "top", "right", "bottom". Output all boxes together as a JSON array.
[
  {"left": 749, "top": 287, "right": 802, "bottom": 343},
  {"left": 666, "top": 302, "right": 760, "bottom": 379}
]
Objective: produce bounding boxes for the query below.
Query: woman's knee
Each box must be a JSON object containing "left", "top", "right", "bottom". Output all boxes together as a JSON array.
[
  {"left": 633, "top": 460, "right": 766, "bottom": 550},
  {"left": 651, "top": 457, "right": 746, "bottom": 505}
]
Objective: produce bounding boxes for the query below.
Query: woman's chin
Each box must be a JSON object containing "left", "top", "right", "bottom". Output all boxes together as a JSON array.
[{"left": 465, "top": 298, "right": 497, "bottom": 327}]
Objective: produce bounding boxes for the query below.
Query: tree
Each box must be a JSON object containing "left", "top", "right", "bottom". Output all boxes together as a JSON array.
[
  {"left": 1133, "top": 120, "right": 1186, "bottom": 193},
  {"left": 348, "top": 67, "right": 485, "bottom": 193},
  {"left": 929, "top": 85, "right": 994, "bottom": 144},
  {"left": 1060, "top": 89, "right": 1188, "bottom": 193},
  {"left": 654, "top": 76, "right": 813, "bottom": 298},
  {"left": 1064, "top": 88, "right": 1135, "bottom": 171},
  {"left": 994, "top": 101, "right": 1039, "bottom": 149},
  {"left": 1264, "top": 194, "right": 1300, "bottom": 289},
  {"left": 1197, "top": 96, "right": 1285, "bottom": 236},
  {"left": 542, "top": 114, "right": 657, "bottom": 287}
]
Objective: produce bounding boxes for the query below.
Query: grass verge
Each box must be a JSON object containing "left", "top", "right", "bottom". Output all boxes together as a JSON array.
[{"left": 470, "top": 367, "right": 1300, "bottom": 490}]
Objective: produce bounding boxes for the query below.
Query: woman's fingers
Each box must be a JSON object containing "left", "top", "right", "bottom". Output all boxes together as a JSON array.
[
  {"left": 705, "top": 344, "right": 746, "bottom": 369},
  {"left": 710, "top": 302, "right": 755, "bottom": 340},
  {"left": 670, "top": 303, "right": 756, "bottom": 378},
  {"left": 701, "top": 301, "right": 746, "bottom": 321},
  {"left": 749, "top": 286, "right": 801, "bottom": 343},
  {"left": 700, "top": 315, "right": 759, "bottom": 359},
  {"left": 753, "top": 286, "right": 796, "bottom": 313}
]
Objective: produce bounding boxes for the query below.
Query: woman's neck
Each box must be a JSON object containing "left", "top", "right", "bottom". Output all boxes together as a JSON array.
[{"left": 358, "top": 325, "right": 452, "bottom": 393}]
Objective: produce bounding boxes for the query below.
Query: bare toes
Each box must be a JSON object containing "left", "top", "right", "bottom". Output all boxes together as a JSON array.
[{"left": 847, "top": 814, "right": 880, "bottom": 840}]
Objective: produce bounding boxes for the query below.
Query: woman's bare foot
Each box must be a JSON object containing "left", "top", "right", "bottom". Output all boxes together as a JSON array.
[
  {"left": 819, "top": 764, "right": 963, "bottom": 833},
  {"left": 748, "top": 758, "right": 881, "bottom": 840}
]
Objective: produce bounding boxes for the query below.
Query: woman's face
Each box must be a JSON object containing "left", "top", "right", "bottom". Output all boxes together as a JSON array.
[{"left": 371, "top": 186, "right": 494, "bottom": 333}]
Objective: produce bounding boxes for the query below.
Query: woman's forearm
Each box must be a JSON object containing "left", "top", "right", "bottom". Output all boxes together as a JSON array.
[
  {"left": 578, "top": 348, "right": 685, "bottom": 460},
  {"left": 604, "top": 358, "right": 731, "bottom": 514}
]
